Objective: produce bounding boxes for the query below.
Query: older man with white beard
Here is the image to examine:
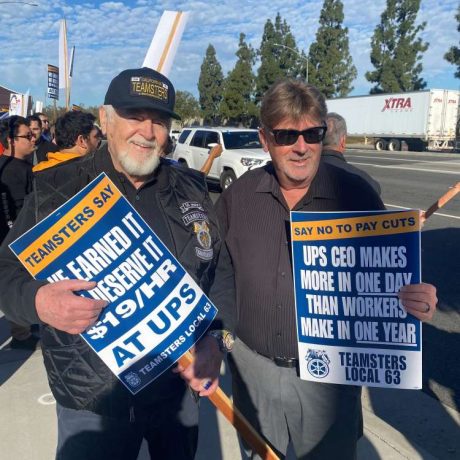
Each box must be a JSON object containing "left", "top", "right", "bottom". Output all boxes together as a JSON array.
[{"left": 0, "top": 68, "right": 235, "bottom": 460}]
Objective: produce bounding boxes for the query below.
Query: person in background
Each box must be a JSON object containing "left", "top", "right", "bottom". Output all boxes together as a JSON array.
[
  {"left": 27, "top": 114, "right": 59, "bottom": 164},
  {"left": 35, "top": 112, "right": 52, "bottom": 142},
  {"left": 93, "top": 124, "right": 104, "bottom": 150},
  {"left": 321, "top": 112, "right": 381, "bottom": 195},
  {"left": 0, "top": 115, "right": 38, "bottom": 350},
  {"left": 201, "top": 143, "right": 223, "bottom": 176},
  {"left": 33, "top": 111, "right": 100, "bottom": 172}
]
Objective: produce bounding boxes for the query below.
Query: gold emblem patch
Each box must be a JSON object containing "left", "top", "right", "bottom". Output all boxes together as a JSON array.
[
  {"left": 130, "top": 77, "right": 168, "bottom": 102},
  {"left": 193, "top": 221, "right": 211, "bottom": 249},
  {"left": 193, "top": 221, "right": 213, "bottom": 261}
]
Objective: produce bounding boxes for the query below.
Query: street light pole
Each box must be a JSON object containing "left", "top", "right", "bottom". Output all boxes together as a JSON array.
[{"left": 273, "top": 43, "right": 309, "bottom": 83}]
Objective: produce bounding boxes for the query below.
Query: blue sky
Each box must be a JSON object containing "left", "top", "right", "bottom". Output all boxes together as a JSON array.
[{"left": 1, "top": 0, "right": 458, "bottom": 108}]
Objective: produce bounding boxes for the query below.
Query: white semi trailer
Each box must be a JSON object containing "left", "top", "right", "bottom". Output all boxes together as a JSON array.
[{"left": 326, "top": 89, "right": 459, "bottom": 151}]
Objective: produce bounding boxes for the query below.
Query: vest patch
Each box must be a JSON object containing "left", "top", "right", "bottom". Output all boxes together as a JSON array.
[
  {"left": 193, "top": 221, "right": 213, "bottom": 260},
  {"left": 179, "top": 201, "right": 204, "bottom": 214},
  {"left": 182, "top": 210, "right": 208, "bottom": 226}
]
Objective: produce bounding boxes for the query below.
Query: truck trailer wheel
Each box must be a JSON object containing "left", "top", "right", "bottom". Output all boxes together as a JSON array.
[
  {"left": 375, "top": 139, "right": 387, "bottom": 151},
  {"left": 388, "top": 139, "right": 401, "bottom": 151}
]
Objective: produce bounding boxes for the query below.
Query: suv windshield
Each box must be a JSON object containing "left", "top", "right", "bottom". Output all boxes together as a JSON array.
[
  {"left": 178, "top": 130, "right": 191, "bottom": 144},
  {"left": 222, "top": 131, "right": 261, "bottom": 150}
]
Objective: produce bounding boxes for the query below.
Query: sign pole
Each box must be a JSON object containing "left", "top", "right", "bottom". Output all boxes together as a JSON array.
[
  {"left": 178, "top": 351, "right": 280, "bottom": 460},
  {"left": 424, "top": 182, "right": 460, "bottom": 220}
]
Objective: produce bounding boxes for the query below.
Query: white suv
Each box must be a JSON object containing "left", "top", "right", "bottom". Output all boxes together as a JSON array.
[{"left": 172, "top": 127, "right": 271, "bottom": 189}]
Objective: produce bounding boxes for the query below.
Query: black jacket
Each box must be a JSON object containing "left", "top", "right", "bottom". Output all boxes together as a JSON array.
[
  {"left": 321, "top": 148, "right": 381, "bottom": 195},
  {"left": 0, "top": 155, "right": 33, "bottom": 242},
  {"left": 0, "top": 147, "right": 234, "bottom": 417},
  {"left": 34, "top": 137, "right": 59, "bottom": 163}
]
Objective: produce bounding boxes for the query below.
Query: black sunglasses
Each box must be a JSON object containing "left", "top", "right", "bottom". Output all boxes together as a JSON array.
[
  {"left": 15, "top": 133, "right": 34, "bottom": 141},
  {"left": 270, "top": 126, "right": 327, "bottom": 145}
]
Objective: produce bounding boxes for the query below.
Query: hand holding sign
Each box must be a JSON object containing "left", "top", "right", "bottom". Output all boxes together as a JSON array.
[
  {"left": 36, "top": 279, "right": 108, "bottom": 334},
  {"left": 174, "top": 335, "right": 223, "bottom": 396},
  {"left": 11, "top": 173, "right": 220, "bottom": 394},
  {"left": 398, "top": 283, "right": 437, "bottom": 321},
  {"left": 200, "top": 143, "right": 223, "bottom": 176},
  {"left": 178, "top": 350, "right": 280, "bottom": 460}
]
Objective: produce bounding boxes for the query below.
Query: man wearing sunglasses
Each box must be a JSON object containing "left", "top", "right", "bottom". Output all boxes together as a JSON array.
[
  {"left": 0, "top": 115, "right": 38, "bottom": 350},
  {"left": 0, "top": 115, "right": 35, "bottom": 244},
  {"left": 215, "top": 79, "right": 437, "bottom": 459}
]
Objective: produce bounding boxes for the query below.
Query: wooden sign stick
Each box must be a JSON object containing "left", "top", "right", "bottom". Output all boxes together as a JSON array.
[
  {"left": 178, "top": 351, "right": 280, "bottom": 460},
  {"left": 424, "top": 182, "right": 460, "bottom": 220}
]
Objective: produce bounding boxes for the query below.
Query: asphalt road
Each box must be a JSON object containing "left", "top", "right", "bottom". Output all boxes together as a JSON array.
[{"left": 211, "top": 147, "right": 460, "bottom": 413}]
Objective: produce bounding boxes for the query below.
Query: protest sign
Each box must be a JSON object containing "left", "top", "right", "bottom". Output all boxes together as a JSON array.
[
  {"left": 142, "top": 10, "right": 189, "bottom": 76},
  {"left": 47, "top": 64, "right": 59, "bottom": 100},
  {"left": 9, "top": 93, "right": 24, "bottom": 116},
  {"left": 291, "top": 210, "right": 421, "bottom": 389},
  {"left": 10, "top": 173, "right": 217, "bottom": 394}
]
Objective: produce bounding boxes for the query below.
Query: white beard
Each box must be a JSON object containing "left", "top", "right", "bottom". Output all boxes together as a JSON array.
[{"left": 117, "top": 139, "right": 162, "bottom": 177}]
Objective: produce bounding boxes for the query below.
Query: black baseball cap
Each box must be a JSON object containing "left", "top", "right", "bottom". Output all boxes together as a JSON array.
[{"left": 104, "top": 67, "right": 181, "bottom": 120}]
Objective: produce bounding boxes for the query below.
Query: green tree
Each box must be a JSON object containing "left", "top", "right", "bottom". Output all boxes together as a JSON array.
[
  {"left": 198, "top": 44, "right": 224, "bottom": 124},
  {"left": 366, "top": 0, "right": 428, "bottom": 93},
  {"left": 444, "top": 6, "right": 460, "bottom": 79},
  {"left": 255, "top": 13, "right": 302, "bottom": 104},
  {"left": 220, "top": 33, "right": 257, "bottom": 126},
  {"left": 308, "top": 0, "right": 357, "bottom": 98},
  {"left": 174, "top": 91, "right": 200, "bottom": 126}
]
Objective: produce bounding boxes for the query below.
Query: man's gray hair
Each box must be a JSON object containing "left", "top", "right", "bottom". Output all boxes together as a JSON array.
[
  {"left": 323, "top": 112, "right": 347, "bottom": 147},
  {"left": 260, "top": 79, "right": 327, "bottom": 129},
  {"left": 102, "top": 105, "right": 115, "bottom": 120}
]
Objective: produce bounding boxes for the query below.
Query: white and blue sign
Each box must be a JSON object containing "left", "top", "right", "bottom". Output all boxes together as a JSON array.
[
  {"left": 291, "top": 210, "right": 422, "bottom": 389},
  {"left": 10, "top": 173, "right": 218, "bottom": 394}
]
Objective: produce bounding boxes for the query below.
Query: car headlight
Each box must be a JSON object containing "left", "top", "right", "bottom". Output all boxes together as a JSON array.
[{"left": 241, "top": 157, "right": 263, "bottom": 167}]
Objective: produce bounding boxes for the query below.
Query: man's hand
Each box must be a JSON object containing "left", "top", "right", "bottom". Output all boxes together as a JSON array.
[
  {"left": 398, "top": 283, "right": 437, "bottom": 321},
  {"left": 35, "top": 280, "right": 108, "bottom": 334},
  {"left": 419, "top": 210, "right": 426, "bottom": 228},
  {"left": 209, "top": 143, "right": 223, "bottom": 160},
  {"left": 173, "top": 335, "right": 223, "bottom": 396}
]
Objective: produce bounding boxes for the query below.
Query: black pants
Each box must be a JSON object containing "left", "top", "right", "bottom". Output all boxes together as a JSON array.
[{"left": 56, "top": 390, "right": 198, "bottom": 460}]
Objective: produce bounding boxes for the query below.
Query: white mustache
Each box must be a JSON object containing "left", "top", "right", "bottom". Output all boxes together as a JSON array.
[{"left": 128, "top": 138, "right": 157, "bottom": 149}]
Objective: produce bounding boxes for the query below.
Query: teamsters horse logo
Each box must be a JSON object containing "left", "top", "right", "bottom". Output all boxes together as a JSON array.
[
  {"left": 193, "top": 221, "right": 213, "bottom": 260},
  {"left": 124, "top": 371, "right": 142, "bottom": 388},
  {"left": 305, "top": 349, "right": 330, "bottom": 378}
]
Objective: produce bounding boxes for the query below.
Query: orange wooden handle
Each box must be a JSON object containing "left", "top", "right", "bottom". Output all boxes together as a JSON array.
[
  {"left": 424, "top": 182, "right": 460, "bottom": 220},
  {"left": 178, "top": 351, "right": 280, "bottom": 460}
]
